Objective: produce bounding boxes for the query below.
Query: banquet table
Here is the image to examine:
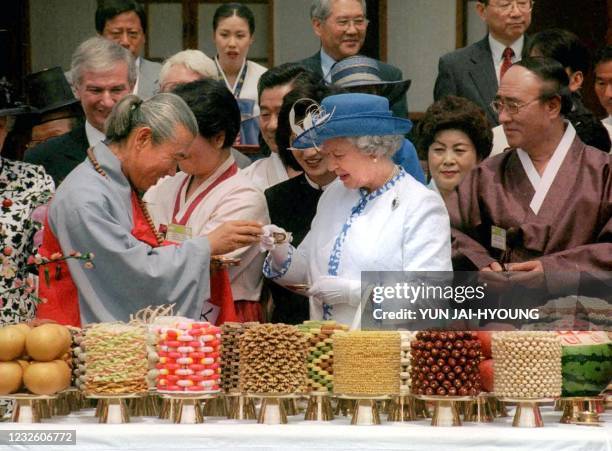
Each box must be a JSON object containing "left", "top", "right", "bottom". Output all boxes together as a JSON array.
[{"left": 0, "top": 406, "right": 610, "bottom": 451}]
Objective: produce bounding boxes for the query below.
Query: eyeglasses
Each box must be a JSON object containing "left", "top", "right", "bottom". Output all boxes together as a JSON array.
[
  {"left": 490, "top": 97, "right": 541, "bottom": 115},
  {"left": 333, "top": 17, "right": 369, "bottom": 29},
  {"left": 488, "top": 0, "right": 533, "bottom": 13}
]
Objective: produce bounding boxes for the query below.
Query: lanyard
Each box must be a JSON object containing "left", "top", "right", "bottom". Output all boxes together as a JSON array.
[
  {"left": 215, "top": 56, "right": 248, "bottom": 98},
  {"left": 171, "top": 163, "right": 238, "bottom": 226}
]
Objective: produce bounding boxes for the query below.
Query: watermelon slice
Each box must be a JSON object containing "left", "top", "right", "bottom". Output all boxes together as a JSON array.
[{"left": 556, "top": 332, "right": 612, "bottom": 397}]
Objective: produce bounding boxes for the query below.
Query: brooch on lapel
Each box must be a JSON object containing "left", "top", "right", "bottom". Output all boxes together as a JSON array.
[{"left": 391, "top": 196, "right": 400, "bottom": 211}]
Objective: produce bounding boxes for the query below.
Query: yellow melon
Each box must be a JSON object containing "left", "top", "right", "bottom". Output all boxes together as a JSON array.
[
  {"left": 12, "top": 323, "right": 31, "bottom": 336},
  {"left": 53, "top": 360, "right": 72, "bottom": 388},
  {"left": 0, "top": 325, "right": 27, "bottom": 361},
  {"left": 25, "top": 324, "right": 71, "bottom": 362},
  {"left": 0, "top": 361, "right": 23, "bottom": 394},
  {"left": 23, "top": 361, "right": 70, "bottom": 395}
]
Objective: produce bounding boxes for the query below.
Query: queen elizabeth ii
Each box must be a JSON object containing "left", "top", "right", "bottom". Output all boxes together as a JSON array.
[{"left": 262, "top": 93, "right": 452, "bottom": 329}]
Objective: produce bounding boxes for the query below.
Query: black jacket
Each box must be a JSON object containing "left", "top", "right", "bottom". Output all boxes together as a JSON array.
[{"left": 24, "top": 121, "right": 88, "bottom": 186}]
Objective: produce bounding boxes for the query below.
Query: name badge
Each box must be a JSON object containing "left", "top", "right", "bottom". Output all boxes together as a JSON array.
[
  {"left": 491, "top": 226, "right": 507, "bottom": 251},
  {"left": 165, "top": 223, "right": 193, "bottom": 243}
]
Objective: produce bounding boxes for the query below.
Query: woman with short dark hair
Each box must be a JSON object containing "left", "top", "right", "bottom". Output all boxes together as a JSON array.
[
  {"left": 146, "top": 80, "right": 269, "bottom": 322},
  {"left": 264, "top": 82, "right": 336, "bottom": 324},
  {"left": 415, "top": 96, "right": 493, "bottom": 201}
]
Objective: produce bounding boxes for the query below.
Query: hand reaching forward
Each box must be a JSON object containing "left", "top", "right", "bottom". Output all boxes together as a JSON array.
[{"left": 207, "top": 220, "right": 263, "bottom": 255}]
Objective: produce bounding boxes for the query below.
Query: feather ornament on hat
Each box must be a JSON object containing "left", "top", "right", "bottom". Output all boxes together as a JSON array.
[{"left": 289, "top": 98, "right": 334, "bottom": 149}]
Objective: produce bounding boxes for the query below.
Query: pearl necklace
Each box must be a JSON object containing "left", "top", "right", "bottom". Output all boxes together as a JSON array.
[
  {"left": 383, "top": 165, "right": 400, "bottom": 186},
  {"left": 86, "top": 148, "right": 164, "bottom": 246},
  {"left": 365, "top": 164, "right": 399, "bottom": 193}
]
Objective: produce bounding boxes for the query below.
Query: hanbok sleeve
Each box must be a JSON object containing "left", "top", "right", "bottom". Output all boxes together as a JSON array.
[
  {"left": 447, "top": 168, "right": 497, "bottom": 270},
  {"left": 50, "top": 201, "right": 211, "bottom": 320},
  {"left": 539, "top": 198, "right": 612, "bottom": 273}
]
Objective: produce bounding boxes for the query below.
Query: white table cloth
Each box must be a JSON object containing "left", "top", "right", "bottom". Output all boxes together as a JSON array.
[{"left": 0, "top": 406, "right": 610, "bottom": 451}]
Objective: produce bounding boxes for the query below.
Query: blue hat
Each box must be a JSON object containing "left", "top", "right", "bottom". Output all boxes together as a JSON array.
[
  {"left": 329, "top": 55, "right": 411, "bottom": 105},
  {"left": 291, "top": 93, "right": 412, "bottom": 149}
]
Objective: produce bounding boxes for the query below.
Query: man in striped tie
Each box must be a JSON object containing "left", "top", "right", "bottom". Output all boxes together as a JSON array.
[{"left": 434, "top": 0, "right": 533, "bottom": 126}]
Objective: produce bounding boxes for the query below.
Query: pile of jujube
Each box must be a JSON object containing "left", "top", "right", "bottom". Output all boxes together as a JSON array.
[{"left": 410, "top": 331, "right": 483, "bottom": 396}]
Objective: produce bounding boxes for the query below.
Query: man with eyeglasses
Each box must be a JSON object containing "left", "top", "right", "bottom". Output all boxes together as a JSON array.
[
  {"left": 95, "top": 0, "right": 161, "bottom": 99},
  {"left": 448, "top": 57, "right": 611, "bottom": 275},
  {"left": 490, "top": 29, "right": 611, "bottom": 155},
  {"left": 434, "top": 0, "right": 533, "bottom": 126},
  {"left": 295, "top": 0, "right": 408, "bottom": 119}
]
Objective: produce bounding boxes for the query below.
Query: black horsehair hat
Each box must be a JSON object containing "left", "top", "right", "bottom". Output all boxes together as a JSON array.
[{"left": 24, "top": 67, "right": 80, "bottom": 116}]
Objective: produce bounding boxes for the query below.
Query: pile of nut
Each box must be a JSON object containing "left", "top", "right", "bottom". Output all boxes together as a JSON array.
[
  {"left": 333, "top": 331, "right": 400, "bottom": 395},
  {"left": 410, "top": 331, "right": 483, "bottom": 396},
  {"left": 220, "top": 322, "right": 258, "bottom": 392},
  {"left": 239, "top": 324, "right": 307, "bottom": 394},
  {"left": 399, "top": 331, "right": 415, "bottom": 392},
  {"left": 493, "top": 331, "right": 562, "bottom": 398},
  {"left": 70, "top": 326, "right": 86, "bottom": 390}
]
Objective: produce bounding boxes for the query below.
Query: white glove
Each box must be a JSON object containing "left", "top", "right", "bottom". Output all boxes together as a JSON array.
[
  {"left": 260, "top": 224, "right": 292, "bottom": 252},
  {"left": 307, "top": 276, "right": 361, "bottom": 307}
]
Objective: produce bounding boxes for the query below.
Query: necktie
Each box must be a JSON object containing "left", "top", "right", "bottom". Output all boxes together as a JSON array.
[{"left": 500, "top": 47, "right": 515, "bottom": 81}]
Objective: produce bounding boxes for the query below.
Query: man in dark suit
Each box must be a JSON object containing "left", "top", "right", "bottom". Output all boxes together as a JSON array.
[
  {"left": 434, "top": 0, "right": 533, "bottom": 125},
  {"left": 295, "top": 0, "right": 408, "bottom": 118},
  {"left": 25, "top": 37, "right": 135, "bottom": 185},
  {"left": 96, "top": 0, "right": 161, "bottom": 99}
]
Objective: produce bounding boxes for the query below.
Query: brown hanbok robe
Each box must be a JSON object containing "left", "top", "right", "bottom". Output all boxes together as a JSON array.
[{"left": 448, "top": 136, "right": 612, "bottom": 272}]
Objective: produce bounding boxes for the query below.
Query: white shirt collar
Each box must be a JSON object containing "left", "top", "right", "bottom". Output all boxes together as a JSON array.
[
  {"left": 320, "top": 48, "right": 336, "bottom": 83},
  {"left": 85, "top": 120, "right": 106, "bottom": 147},
  {"left": 132, "top": 56, "right": 141, "bottom": 95},
  {"left": 489, "top": 34, "right": 524, "bottom": 62},
  {"left": 603, "top": 115, "right": 612, "bottom": 126},
  {"left": 304, "top": 173, "right": 333, "bottom": 191},
  {"left": 489, "top": 34, "right": 524, "bottom": 83}
]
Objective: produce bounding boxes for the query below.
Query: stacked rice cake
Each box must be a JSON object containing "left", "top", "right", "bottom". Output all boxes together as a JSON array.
[
  {"left": 297, "top": 320, "right": 349, "bottom": 393},
  {"left": 333, "top": 331, "right": 400, "bottom": 396}
]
